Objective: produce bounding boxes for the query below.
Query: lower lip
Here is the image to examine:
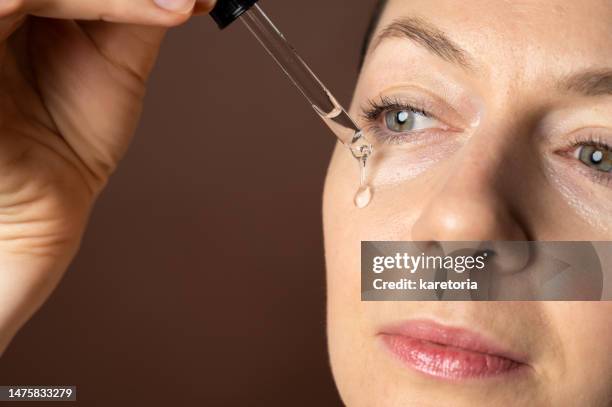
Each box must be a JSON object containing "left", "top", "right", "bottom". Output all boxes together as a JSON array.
[{"left": 380, "top": 326, "right": 525, "bottom": 380}]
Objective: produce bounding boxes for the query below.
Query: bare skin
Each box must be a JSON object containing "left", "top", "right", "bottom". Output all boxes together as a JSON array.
[{"left": 0, "top": 0, "right": 216, "bottom": 354}]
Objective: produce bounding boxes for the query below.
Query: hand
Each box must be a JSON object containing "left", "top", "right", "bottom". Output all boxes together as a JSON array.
[{"left": 0, "top": 0, "right": 216, "bottom": 354}]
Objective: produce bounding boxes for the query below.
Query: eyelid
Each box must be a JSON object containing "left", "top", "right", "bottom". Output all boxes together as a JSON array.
[
  {"left": 553, "top": 127, "right": 612, "bottom": 154},
  {"left": 360, "top": 86, "right": 471, "bottom": 131}
]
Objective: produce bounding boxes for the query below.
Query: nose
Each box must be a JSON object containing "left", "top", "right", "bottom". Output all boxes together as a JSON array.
[{"left": 410, "top": 129, "right": 532, "bottom": 243}]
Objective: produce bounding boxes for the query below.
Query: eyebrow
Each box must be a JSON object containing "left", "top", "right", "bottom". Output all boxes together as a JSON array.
[
  {"left": 370, "top": 17, "right": 612, "bottom": 99},
  {"left": 562, "top": 70, "right": 612, "bottom": 96},
  {"left": 369, "top": 17, "right": 475, "bottom": 70}
]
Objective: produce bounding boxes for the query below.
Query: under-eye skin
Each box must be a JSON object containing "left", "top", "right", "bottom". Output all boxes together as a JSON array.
[{"left": 361, "top": 96, "right": 454, "bottom": 145}]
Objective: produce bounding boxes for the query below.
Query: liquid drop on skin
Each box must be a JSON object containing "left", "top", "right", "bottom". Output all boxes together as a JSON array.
[
  {"left": 354, "top": 184, "right": 373, "bottom": 209},
  {"left": 352, "top": 143, "right": 373, "bottom": 209}
]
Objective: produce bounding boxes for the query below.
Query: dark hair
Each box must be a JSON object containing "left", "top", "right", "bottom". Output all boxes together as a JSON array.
[{"left": 359, "top": 0, "right": 388, "bottom": 69}]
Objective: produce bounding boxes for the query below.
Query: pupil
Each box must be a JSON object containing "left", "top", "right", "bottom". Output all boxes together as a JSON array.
[
  {"left": 397, "top": 111, "right": 409, "bottom": 124},
  {"left": 591, "top": 150, "right": 604, "bottom": 164}
]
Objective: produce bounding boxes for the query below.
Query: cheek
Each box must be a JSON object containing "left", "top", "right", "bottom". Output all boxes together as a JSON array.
[
  {"left": 323, "top": 145, "right": 366, "bottom": 402},
  {"left": 323, "top": 144, "right": 414, "bottom": 281},
  {"left": 323, "top": 144, "right": 361, "bottom": 297},
  {"left": 323, "top": 143, "right": 423, "bottom": 394},
  {"left": 544, "top": 302, "right": 612, "bottom": 400},
  {"left": 323, "top": 143, "right": 428, "bottom": 305},
  {"left": 323, "top": 144, "right": 424, "bottom": 243}
]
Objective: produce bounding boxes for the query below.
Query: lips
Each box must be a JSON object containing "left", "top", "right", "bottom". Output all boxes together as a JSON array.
[{"left": 379, "top": 319, "right": 528, "bottom": 380}]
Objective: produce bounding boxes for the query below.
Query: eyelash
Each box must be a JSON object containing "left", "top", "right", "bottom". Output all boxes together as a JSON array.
[
  {"left": 568, "top": 135, "right": 611, "bottom": 153},
  {"left": 362, "top": 96, "right": 431, "bottom": 122}
]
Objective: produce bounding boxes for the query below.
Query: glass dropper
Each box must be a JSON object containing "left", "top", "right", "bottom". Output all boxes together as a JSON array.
[
  {"left": 210, "top": 0, "right": 374, "bottom": 206},
  {"left": 210, "top": 1, "right": 372, "bottom": 158}
]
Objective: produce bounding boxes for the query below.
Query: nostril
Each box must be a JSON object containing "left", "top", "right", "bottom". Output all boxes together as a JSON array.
[{"left": 490, "top": 242, "right": 532, "bottom": 276}]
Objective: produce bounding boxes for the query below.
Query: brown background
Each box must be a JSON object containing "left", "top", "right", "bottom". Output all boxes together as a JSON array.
[{"left": 0, "top": 0, "right": 377, "bottom": 405}]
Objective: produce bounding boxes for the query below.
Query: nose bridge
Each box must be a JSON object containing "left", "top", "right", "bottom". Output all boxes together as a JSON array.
[{"left": 410, "top": 122, "right": 532, "bottom": 242}]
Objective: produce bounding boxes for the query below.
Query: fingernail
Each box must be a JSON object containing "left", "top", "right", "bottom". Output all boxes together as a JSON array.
[{"left": 154, "top": 0, "right": 196, "bottom": 13}]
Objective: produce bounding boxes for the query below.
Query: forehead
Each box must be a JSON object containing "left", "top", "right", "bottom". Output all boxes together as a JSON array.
[{"left": 375, "top": 0, "right": 612, "bottom": 72}]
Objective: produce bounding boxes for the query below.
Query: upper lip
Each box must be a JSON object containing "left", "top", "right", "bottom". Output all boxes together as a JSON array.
[{"left": 378, "top": 319, "right": 529, "bottom": 364}]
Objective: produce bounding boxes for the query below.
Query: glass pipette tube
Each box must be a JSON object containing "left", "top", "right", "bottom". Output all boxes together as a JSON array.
[{"left": 240, "top": 4, "right": 372, "bottom": 158}]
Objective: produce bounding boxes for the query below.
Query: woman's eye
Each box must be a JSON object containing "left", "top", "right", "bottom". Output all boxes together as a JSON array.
[
  {"left": 576, "top": 144, "right": 612, "bottom": 172},
  {"left": 384, "top": 109, "right": 439, "bottom": 133}
]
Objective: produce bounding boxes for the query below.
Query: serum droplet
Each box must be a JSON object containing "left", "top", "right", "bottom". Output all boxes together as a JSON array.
[
  {"left": 354, "top": 185, "right": 373, "bottom": 208},
  {"left": 352, "top": 142, "right": 373, "bottom": 209}
]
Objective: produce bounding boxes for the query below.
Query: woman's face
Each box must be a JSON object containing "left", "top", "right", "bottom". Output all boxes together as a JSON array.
[{"left": 323, "top": 0, "right": 612, "bottom": 405}]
